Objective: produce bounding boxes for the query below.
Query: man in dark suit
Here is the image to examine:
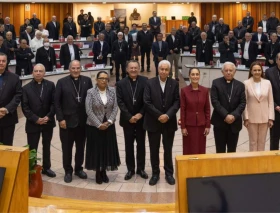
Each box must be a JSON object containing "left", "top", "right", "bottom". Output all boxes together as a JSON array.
[
  {"left": 116, "top": 60, "right": 148, "bottom": 181},
  {"left": 264, "top": 33, "right": 280, "bottom": 67},
  {"left": 233, "top": 21, "right": 246, "bottom": 43},
  {"left": 211, "top": 62, "right": 246, "bottom": 153},
  {"left": 4, "top": 17, "right": 16, "bottom": 40},
  {"left": 265, "top": 53, "right": 280, "bottom": 150},
  {"left": 181, "top": 26, "right": 193, "bottom": 53},
  {"left": 228, "top": 31, "right": 239, "bottom": 53},
  {"left": 20, "top": 18, "right": 34, "bottom": 35},
  {"left": 112, "top": 32, "right": 129, "bottom": 81},
  {"left": 208, "top": 14, "right": 218, "bottom": 35},
  {"left": 94, "top": 17, "right": 105, "bottom": 38},
  {"left": 188, "top": 12, "right": 197, "bottom": 25},
  {"left": 215, "top": 18, "right": 230, "bottom": 43},
  {"left": 219, "top": 34, "right": 236, "bottom": 64},
  {"left": 46, "top": 16, "right": 60, "bottom": 40},
  {"left": 0, "top": 53, "right": 22, "bottom": 145},
  {"left": 80, "top": 14, "right": 91, "bottom": 38},
  {"left": 77, "top": 9, "right": 84, "bottom": 27},
  {"left": 242, "top": 11, "right": 254, "bottom": 33},
  {"left": 152, "top": 33, "right": 169, "bottom": 76},
  {"left": 63, "top": 16, "right": 77, "bottom": 39},
  {"left": 36, "top": 38, "right": 56, "bottom": 72},
  {"left": 92, "top": 33, "right": 109, "bottom": 65},
  {"left": 15, "top": 39, "right": 34, "bottom": 76},
  {"left": 267, "top": 12, "right": 279, "bottom": 34},
  {"left": 30, "top": 13, "right": 41, "bottom": 30},
  {"left": 20, "top": 26, "right": 33, "bottom": 46},
  {"left": 241, "top": 33, "right": 258, "bottom": 68},
  {"left": 252, "top": 26, "right": 268, "bottom": 54},
  {"left": 189, "top": 21, "right": 201, "bottom": 45},
  {"left": 204, "top": 24, "right": 215, "bottom": 45},
  {"left": 59, "top": 35, "right": 81, "bottom": 70},
  {"left": 258, "top": 14, "right": 270, "bottom": 34},
  {"left": 54, "top": 60, "right": 93, "bottom": 183},
  {"left": 196, "top": 32, "right": 213, "bottom": 65},
  {"left": 22, "top": 64, "right": 56, "bottom": 177},
  {"left": 137, "top": 23, "right": 153, "bottom": 72},
  {"left": 143, "top": 60, "right": 180, "bottom": 185},
  {"left": 149, "top": 11, "right": 161, "bottom": 40},
  {"left": 123, "top": 26, "right": 133, "bottom": 59},
  {"left": 4, "top": 31, "right": 17, "bottom": 61},
  {"left": 0, "top": 36, "right": 10, "bottom": 69},
  {"left": 110, "top": 17, "right": 120, "bottom": 34}
]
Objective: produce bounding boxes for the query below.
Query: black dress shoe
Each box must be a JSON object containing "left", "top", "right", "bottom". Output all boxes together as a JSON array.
[
  {"left": 42, "top": 169, "right": 56, "bottom": 178},
  {"left": 64, "top": 173, "right": 72, "bottom": 183},
  {"left": 101, "top": 170, "right": 109, "bottom": 183},
  {"left": 136, "top": 170, "right": 148, "bottom": 179},
  {"left": 147, "top": 68, "right": 151, "bottom": 72},
  {"left": 149, "top": 175, "right": 160, "bottom": 186},
  {"left": 74, "top": 170, "right": 87, "bottom": 179},
  {"left": 124, "top": 171, "right": 135, "bottom": 180},
  {"left": 96, "top": 171, "right": 102, "bottom": 184},
  {"left": 165, "top": 175, "right": 175, "bottom": 185}
]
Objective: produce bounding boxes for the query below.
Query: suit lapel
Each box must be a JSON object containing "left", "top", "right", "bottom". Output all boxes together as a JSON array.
[
  {"left": 67, "top": 76, "right": 78, "bottom": 102},
  {"left": 248, "top": 78, "right": 260, "bottom": 101},
  {"left": 156, "top": 78, "right": 163, "bottom": 105},
  {"left": 164, "top": 78, "right": 171, "bottom": 105},
  {"left": 1, "top": 73, "right": 8, "bottom": 96},
  {"left": 125, "top": 77, "right": 133, "bottom": 101}
]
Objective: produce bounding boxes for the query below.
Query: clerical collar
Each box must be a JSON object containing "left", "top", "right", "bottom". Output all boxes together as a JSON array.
[
  {"left": 129, "top": 76, "right": 138, "bottom": 82},
  {"left": 70, "top": 76, "right": 80, "bottom": 81},
  {"left": 44, "top": 47, "right": 49, "bottom": 50},
  {"left": 202, "top": 40, "right": 206, "bottom": 43},
  {"left": 224, "top": 77, "right": 233, "bottom": 84},
  {"left": 144, "top": 30, "right": 147, "bottom": 33},
  {"left": 33, "top": 79, "right": 44, "bottom": 84}
]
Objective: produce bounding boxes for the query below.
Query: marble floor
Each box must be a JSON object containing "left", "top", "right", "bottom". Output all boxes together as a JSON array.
[{"left": 13, "top": 65, "right": 270, "bottom": 204}]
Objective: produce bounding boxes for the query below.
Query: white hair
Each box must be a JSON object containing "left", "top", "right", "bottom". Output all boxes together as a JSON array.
[
  {"left": 35, "top": 30, "right": 42, "bottom": 36},
  {"left": 158, "top": 60, "right": 171, "bottom": 69},
  {"left": 117, "top": 32, "right": 123, "bottom": 36},
  {"left": 33, "top": 63, "right": 46, "bottom": 72},
  {"left": 222, "top": 62, "right": 236, "bottom": 71}
]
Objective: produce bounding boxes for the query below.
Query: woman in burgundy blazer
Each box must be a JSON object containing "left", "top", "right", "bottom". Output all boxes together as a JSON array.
[{"left": 180, "top": 68, "right": 211, "bottom": 154}]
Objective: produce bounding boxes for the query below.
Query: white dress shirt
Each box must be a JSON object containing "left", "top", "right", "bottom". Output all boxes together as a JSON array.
[
  {"left": 257, "top": 34, "right": 262, "bottom": 49},
  {"left": 171, "top": 35, "right": 175, "bottom": 42},
  {"left": 68, "top": 44, "right": 75, "bottom": 61},
  {"left": 30, "top": 37, "right": 43, "bottom": 53},
  {"left": 99, "top": 89, "right": 107, "bottom": 105},
  {"left": 154, "top": 17, "right": 157, "bottom": 23},
  {"left": 100, "top": 41, "right": 104, "bottom": 52},
  {"left": 159, "top": 77, "right": 167, "bottom": 92},
  {"left": 262, "top": 21, "right": 267, "bottom": 33},
  {"left": 52, "top": 21, "right": 56, "bottom": 28},
  {"left": 26, "top": 30, "right": 32, "bottom": 45},
  {"left": 243, "top": 41, "right": 250, "bottom": 60}
]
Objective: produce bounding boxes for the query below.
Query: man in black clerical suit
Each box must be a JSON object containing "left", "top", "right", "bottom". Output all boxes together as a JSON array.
[
  {"left": 228, "top": 31, "right": 238, "bottom": 53},
  {"left": 264, "top": 33, "right": 280, "bottom": 68},
  {"left": 211, "top": 62, "right": 246, "bottom": 153},
  {"left": 241, "top": 33, "right": 258, "bottom": 68},
  {"left": 94, "top": 17, "right": 105, "bottom": 38},
  {"left": 77, "top": 9, "right": 84, "bottom": 27},
  {"left": 46, "top": 16, "right": 60, "bottom": 40},
  {"left": 59, "top": 35, "right": 81, "bottom": 70},
  {"left": 0, "top": 53, "right": 21, "bottom": 145},
  {"left": 233, "top": 21, "right": 246, "bottom": 43},
  {"left": 196, "top": 32, "right": 213, "bottom": 65},
  {"left": 208, "top": 14, "right": 218, "bottom": 35},
  {"left": 137, "top": 23, "right": 153, "bottom": 72},
  {"left": 188, "top": 12, "right": 197, "bottom": 25},
  {"left": 4, "top": 31, "right": 17, "bottom": 61},
  {"left": 189, "top": 21, "right": 201, "bottom": 45},
  {"left": 152, "top": 33, "right": 169, "bottom": 76},
  {"left": 20, "top": 26, "right": 33, "bottom": 46},
  {"left": 63, "top": 16, "right": 77, "bottom": 39},
  {"left": 92, "top": 33, "right": 109, "bottom": 65},
  {"left": 30, "top": 13, "right": 41, "bottom": 30},
  {"left": 242, "top": 11, "right": 254, "bottom": 33},
  {"left": 36, "top": 38, "right": 56, "bottom": 72},
  {"left": 0, "top": 36, "right": 10, "bottom": 69},
  {"left": 143, "top": 60, "right": 180, "bottom": 186},
  {"left": 110, "top": 17, "right": 120, "bottom": 34},
  {"left": 265, "top": 53, "right": 280, "bottom": 150},
  {"left": 267, "top": 12, "right": 279, "bottom": 34},
  {"left": 4, "top": 17, "right": 16, "bottom": 40},
  {"left": 22, "top": 64, "right": 56, "bottom": 178},
  {"left": 54, "top": 60, "right": 93, "bottom": 183},
  {"left": 149, "top": 11, "right": 161, "bottom": 40},
  {"left": 112, "top": 32, "right": 129, "bottom": 82},
  {"left": 252, "top": 27, "right": 268, "bottom": 55},
  {"left": 116, "top": 60, "right": 148, "bottom": 181},
  {"left": 204, "top": 24, "right": 215, "bottom": 45},
  {"left": 219, "top": 34, "right": 236, "bottom": 64},
  {"left": 181, "top": 26, "right": 193, "bottom": 53},
  {"left": 215, "top": 18, "right": 230, "bottom": 43},
  {"left": 101, "top": 23, "right": 115, "bottom": 74},
  {"left": 15, "top": 39, "right": 34, "bottom": 76},
  {"left": 80, "top": 14, "right": 91, "bottom": 38}
]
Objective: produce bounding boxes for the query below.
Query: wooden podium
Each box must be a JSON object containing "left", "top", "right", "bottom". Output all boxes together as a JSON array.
[
  {"left": 0, "top": 145, "right": 29, "bottom": 213},
  {"left": 175, "top": 151, "right": 280, "bottom": 213}
]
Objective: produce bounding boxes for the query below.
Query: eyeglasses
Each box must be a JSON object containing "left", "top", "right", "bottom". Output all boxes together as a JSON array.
[{"left": 98, "top": 78, "right": 109, "bottom": 81}]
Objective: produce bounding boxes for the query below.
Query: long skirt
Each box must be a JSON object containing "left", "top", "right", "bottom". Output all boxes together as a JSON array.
[
  {"left": 183, "top": 126, "right": 206, "bottom": 155},
  {"left": 85, "top": 124, "right": 121, "bottom": 171}
]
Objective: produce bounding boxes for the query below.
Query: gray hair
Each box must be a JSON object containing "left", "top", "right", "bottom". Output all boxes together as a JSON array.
[
  {"left": 222, "top": 62, "right": 236, "bottom": 71},
  {"left": 35, "top": 31, "right": 42, "bottom": 36},
  {"left": 69, "top": 60, "right": 81, "bottom": 69},
  {"left": 33, "top": 63, "right": 46, "bottom": 72},
  {"left": 158, "top": 60, "right": 171, "bottom": 69},
  {"left": 26, "top": 26, "right": 32, "bottom": 30}
]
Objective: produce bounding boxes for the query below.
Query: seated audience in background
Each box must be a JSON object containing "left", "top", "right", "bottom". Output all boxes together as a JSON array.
[
  {"left": 195, "top": 32, "right": 213, "bottom": 65},
  {"left": 241, "top": 33, "right": 258, "bottom": 68},
  {"left": 219, "top": 34, "right": 236, "bottom": 64},
  {"left": 265, "top": 33, "right": 280, "bottom": 67},
  {"left": 252, "top": 27, "right": 268, "bottom": 55}
]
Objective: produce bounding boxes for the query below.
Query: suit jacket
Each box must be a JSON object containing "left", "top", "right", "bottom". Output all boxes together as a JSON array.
[
  {"left": 265, "top": 66, "right": 280, "bottom": 121},
  {"left": 152, "top": 41, "right": 169, "bottom": 61},
  {"left": 252, "top": 33, "right": 268, "bottom": 53},
  {"left": 4, "top": 24, "right": 16, "bottom": 40},
  {"left": 35, "top": 46, "right": 56, "bottom": 71},
  {"left": 210, "top": 77, "right": 246, "bottom": 133},
  {"left": 137, "top": 30, "right": 153, "bottom": 49},
  {"left": 208, "top": 21, "right": 218, "bottom": 34},
  {"left": 20, "top": 24, "right": 34, "bottom": 35},
  {"left": 116, "top": 76, "right": 148, "bottom": 127},
  {"left": 30, "top": 18, "right": 41, "bottom": 29},
  {"left": 124, "top": 33, "right": 133, "bottom": 56},
  {"left": 54, "top": 75, "right": 93, "bottom": 128},
  {"left": 233, "top": 27, "right": 247, "bottom": 40},
  {"left": 229, "top": 37, "right": 239, "bottom": 53},
  {"left": 180, "top": 85, "right": 210, "bottom": 128},
  {"left": 166, "top": 34, "right": 181, "bottom": 54},
  {"left": 63, "top": 21, "right": 77, "bottom": 39},
  {"left": 80, "top": 19, "right": 92, "bottom": 37},
  {"left": 215, "top": 24, "right": 230, "bottom": 42},
  {"left": 20, "top": 31, "right": 34, "bottom": 45},
  {"left": 92, "top": 40, "right": 109, "bottom": 64},
  {"left": 243, "top": 78, "right": 274, "bottom": 123},
  {"left": 218, "top": 41, "right": 236, "bottom": 64},
  {"left": 15, "top": 47, "right": 34, "bottom": 75},
  {"left": 267, "top": 17, "right": 279, "bottom": 32},
  {"left": 110, "top": 21, "right": 120, "bottom": 33},
  {"left": 181, "top": 32, "right": 193, "bottom": 53},
  {"left": 4, "top": 39, "right": 17, "bottom": 60},
  {"left": 0, "top": 71, "right": 22, "bottom": 127},
  {"left": 258, "top": 20, "right": 271, "bottom": 33},
  {"left": 196, "top": 39, "right": 213, "bottom": 64},
  {"left": 242, "top": 16, "right": 254, "bottom": 32},
  {"left": 241, "top": 41, "right": 258, "bottom": 65},
  {"left": 205, "top": 30, "right": 215, "bottom": 45},
  {"left": 143, "top": 77, "right": 180, "bottom": 132},
  {"left": 22, "top": 79, "right": 56, "bottom": 133},
  {"left": 86, "top": 86, "right": 118, "bottom": 128},
  {"left": 189, "top": 26, "right": 201, "bottom": 45},
  {"left": 149, "top": 16, "right": 161, "bottom": 33},
  {"left": 46, "top": 21, "right": 60, "bottom": 40},
  {"left": 101, "top": 30, "right": 115, "bottom": 51},
  {"left": 94, "top": 21, "right": 105, "bottom": 36},
  {"left": 59, "top": 43, "right": 81, "bottom": 70},
  {"left": 0, "top": 45, "right": 10, "bottom": 67},
  {"left": 111, "top": 40, "right": 129, "bottom": 61},
  {"left": 264, "top": 41, "right": 280, "bottom": 67}
]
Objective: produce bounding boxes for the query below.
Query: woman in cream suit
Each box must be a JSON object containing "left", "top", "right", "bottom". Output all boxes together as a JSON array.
[{"left": 243, "top": 62, "right": 274, "bottom": 151}]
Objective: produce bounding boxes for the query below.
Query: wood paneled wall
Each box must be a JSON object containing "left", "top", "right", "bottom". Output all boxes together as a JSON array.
[
  {"left": 0, "top": 3, "right": 73, "bottom": 36},
  {"left": 201, "top": 2, "right": 280, "bottom": 32}
]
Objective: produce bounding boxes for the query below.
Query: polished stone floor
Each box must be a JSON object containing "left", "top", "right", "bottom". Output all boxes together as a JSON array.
[{"left": 13, "top": 63, "right": 270, "bottom": 204}]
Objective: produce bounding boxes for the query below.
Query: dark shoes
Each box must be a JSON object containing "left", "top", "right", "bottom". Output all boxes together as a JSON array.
[
  {"left": 101, "top": 170, "right": 109, "bottom": 183},
  {"left": 147, "top": 68, "right": 151, "bottom": 72},
  {"left": 96, "top": 170, "right": 109, "bottom": 184},
  {"left": 74, "top": 170, "right": 88, "bottom": 179},
  {"left": 42, "top": 169, "right": 56, "bottom": 178},
  {"left": 136, "top": 170, "right": 148, "bottom": 179},
  {"left": 64, "top": 173, "right": 72, "bottom": 183},
  {"left": 165, "top": 175, "right": 175, "bottom": 185},
  {"left": 149, "top": 175, "right": 160, "bottom": 185},
  {"left": 124, "top": 170, "right": 135, "bottom": 180}
]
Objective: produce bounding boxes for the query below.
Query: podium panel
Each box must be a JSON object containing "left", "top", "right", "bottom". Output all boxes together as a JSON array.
[
  {"left": 0, "top": 146, "right": 29, "bottom": 213},
  {"left": 175, "top": 151, "right": 280, "bottom": 213}
]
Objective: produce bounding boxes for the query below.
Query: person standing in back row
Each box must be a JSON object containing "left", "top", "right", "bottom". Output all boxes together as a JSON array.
[{"left": 149, "top": 11, "right": 161, "bottom": 40}]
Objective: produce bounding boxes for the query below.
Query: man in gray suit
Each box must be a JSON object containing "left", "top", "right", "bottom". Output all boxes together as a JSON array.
[{"left": 149, "top": 11, "right": 161, "bottom": 40}]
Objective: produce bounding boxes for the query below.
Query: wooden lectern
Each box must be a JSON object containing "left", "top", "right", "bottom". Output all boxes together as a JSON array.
[
  {"left": 175, "top": 151, "right": 280, "bottom": 213},
  {"left": 0, "top": 145, "right": 29, "bottom": 213}
]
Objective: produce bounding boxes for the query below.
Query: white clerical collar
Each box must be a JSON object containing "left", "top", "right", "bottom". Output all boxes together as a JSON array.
[{"left": 202, "top": 40, "right": 206, "bottom": 43}]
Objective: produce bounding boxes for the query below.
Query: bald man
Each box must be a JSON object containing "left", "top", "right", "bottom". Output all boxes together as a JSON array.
[
  {"left": 46, "top": 16, "right": 60, "bottom": 40},
  {"left": 30, "top": 13, "right": 41, "bottom": 30}
]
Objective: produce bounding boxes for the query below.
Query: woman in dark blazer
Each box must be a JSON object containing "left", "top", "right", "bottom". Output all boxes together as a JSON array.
[
  {"left": 180, "top": 68, "right": 211, "bottom": 154},
  {"left": 85, "top": 71, "right": 120, "bottom": 184}
]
